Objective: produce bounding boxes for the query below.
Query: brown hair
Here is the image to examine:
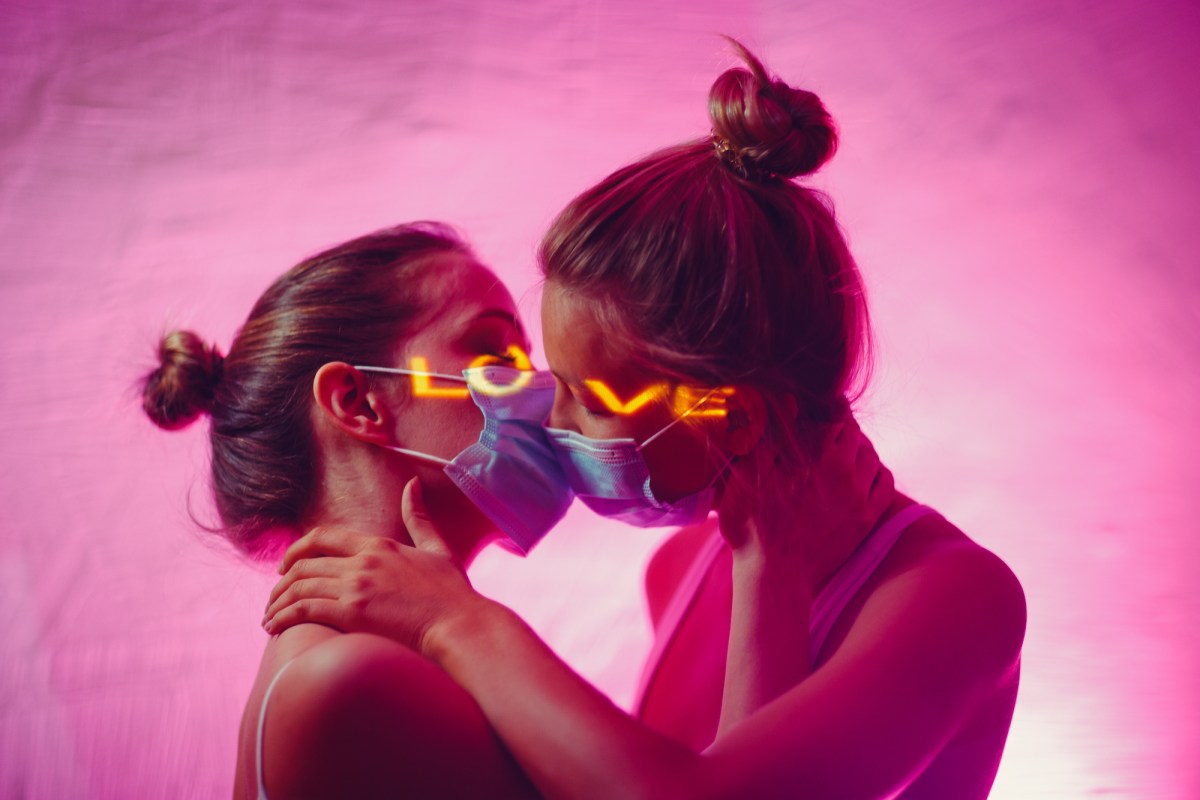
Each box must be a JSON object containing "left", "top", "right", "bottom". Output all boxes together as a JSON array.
[
  {"left": 142, "top": 222, "right": 470, "bottom": 558},
  {"left": 539, "top": 41, "right": 871, "bottom": 465}
]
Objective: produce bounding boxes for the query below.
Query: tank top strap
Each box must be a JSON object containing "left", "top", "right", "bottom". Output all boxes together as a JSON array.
[
  {"left": 808, "top": 504, "right": 939, "bottom": 662},
  {"left": 632, "top": 504, "right": 941, "bottom": 716},
  {"left": 256, "top": 660, "right": 294, "bottom": 800}
]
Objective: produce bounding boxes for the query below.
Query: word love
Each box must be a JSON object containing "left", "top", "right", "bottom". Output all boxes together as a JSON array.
[
  {"left": 407, "top": 345, "right": 733, "bottom": 418},
  {"left": 582, "top": 380, "right": 733, "bottom": 418}
]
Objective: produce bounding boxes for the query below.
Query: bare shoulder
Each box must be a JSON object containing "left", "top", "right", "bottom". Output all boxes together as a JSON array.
[
  {"left": 861, "top": 509, "right": 1027, "bottom": 676},
  {"left": 262, "top": 632, "right": 534, "bottom": 799}
]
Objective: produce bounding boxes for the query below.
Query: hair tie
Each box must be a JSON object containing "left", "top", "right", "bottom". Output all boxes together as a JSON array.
[
  {"left": 710, "top": 133, "right": 777, "bottom": 182},
  {"left": 712, "top": 133, "right": 748, "bottom": 178}
]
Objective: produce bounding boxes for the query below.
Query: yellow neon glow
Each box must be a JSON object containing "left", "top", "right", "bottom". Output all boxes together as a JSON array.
[
  {"left": 406, "top": 344, "right": 733, "bottom": 419},
  {"left": 408, "top": 356, "right": 471, "bottom": 399},
  {"left": 584, "top": 379, "right": 668, "bottom": 415},
  {"left": 673, "top": 385, "right": 734, "bottom": 418},
  {"left": 466, "top": 344, "right": 534, "bottom": 396}
]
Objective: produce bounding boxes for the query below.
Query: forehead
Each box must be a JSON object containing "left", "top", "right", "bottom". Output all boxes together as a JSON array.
[
  {"left": 426, "top": 251, "right": 512, "bottom": 305},
  {"left": 420, "top": 252, "right": 520, "bottom": 329},
  {"left": 541, "top": 282, "right": 652, "bottom": 390}
]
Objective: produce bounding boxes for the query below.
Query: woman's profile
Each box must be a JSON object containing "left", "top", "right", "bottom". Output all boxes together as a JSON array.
[
  {"left": 266, "top": 41, "right": 1026, "bottom": 799},
  {"left": 143, "top": 224, "right": 549, "bottom": 798}
]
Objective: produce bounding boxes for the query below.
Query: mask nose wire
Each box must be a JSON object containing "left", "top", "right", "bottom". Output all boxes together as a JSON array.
[{"left": 638, "top": 387, "right": 720, "bottom": 451}]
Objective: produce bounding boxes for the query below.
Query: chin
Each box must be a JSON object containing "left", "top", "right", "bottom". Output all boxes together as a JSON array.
[{"left": 422, "top": 476, "right": 500, "bottom": 559}]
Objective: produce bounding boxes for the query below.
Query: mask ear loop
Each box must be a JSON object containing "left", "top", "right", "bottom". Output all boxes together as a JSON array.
[
  {"left": 354, "top": 365, "right": 468, "bottom": 383},
  {"left": 638, "top": 387, "right": 720, "bottom": 450},
  {"left": 353, "top": 365, "right": 465, "bottom": 467},
  {"left": 640, "top": 387, "right": 742, "bottom": 496}
]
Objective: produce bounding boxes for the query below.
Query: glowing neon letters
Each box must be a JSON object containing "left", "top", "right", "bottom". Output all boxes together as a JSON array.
[{"left": 405, "top": 345, "right": 732, "bottom": 418}]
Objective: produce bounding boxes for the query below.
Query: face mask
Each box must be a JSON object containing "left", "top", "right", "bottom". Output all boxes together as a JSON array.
[
  {"left": 355, "top": 363, "right": 574, "bottom": 555},
  {"left": 544, "top": 391, "right": 729, "bottom": 528}
]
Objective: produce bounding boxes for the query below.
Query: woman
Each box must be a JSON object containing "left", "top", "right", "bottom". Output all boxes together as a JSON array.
[
  {"left": 145, "top": 222, "right": 884, "bottom": 798},
  {"left": 266, "top": 43, "right": 1026, "bottom": 798},
  {"left": 143, "top": 224, "right": 547, "bottom": 798}
]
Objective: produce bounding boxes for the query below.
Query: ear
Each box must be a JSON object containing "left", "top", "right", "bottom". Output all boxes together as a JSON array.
[
  {"left": 312, "top": 362, "right": 395, "bottom": 446},
  {"left": 721, "top": 385, "right": 769, "bottom": 457}
]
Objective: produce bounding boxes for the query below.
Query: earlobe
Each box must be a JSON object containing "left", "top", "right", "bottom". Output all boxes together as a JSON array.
[{"left": 313, "top": 362, "right": 393, "bottom": 445}]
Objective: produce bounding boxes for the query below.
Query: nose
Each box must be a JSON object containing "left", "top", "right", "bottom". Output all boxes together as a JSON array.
[{"left": 547, "top": 380, "right": 578, "bottom": 432}]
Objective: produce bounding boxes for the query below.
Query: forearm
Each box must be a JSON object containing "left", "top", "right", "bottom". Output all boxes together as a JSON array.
[
  {"left": 719, "top": 549, "right": 813, "bottom": 736},
  {"left": 426, "top": 598, "right": 711, "bottom": 800}
]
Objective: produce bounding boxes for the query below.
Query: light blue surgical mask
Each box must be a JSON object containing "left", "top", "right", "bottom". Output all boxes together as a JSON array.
[
  {"left": 355, "top": 364, "right": 573, "bottom": 555},
  {"left": 544, "top": 390, "right": 730, "bottom": 528}
]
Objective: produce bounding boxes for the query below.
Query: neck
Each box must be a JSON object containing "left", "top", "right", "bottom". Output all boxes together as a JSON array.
[
  {"left": 307, "top": 464, "right": 417, "bottom": 548},
  {"left": 307, "top": 454, "right": 487, "bottom": 567},
  {"left": 718, "top": 470, "right": 912, "bottom": 597}
]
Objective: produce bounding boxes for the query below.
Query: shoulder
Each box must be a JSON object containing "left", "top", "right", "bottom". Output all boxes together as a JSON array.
[
  {"left": 261, "top": 633, "right": 515, "bottom": 798},
  {"left": 855, "top": 512, "right": 1027, "bottom": 683}
]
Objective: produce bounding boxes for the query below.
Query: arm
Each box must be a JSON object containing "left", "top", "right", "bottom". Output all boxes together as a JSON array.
[
  {"left": 265, "top": 482, "right": 1025, "bottom": 800},
  {"left": 718, "top": 418, "right": 893, "bottom": 732},
  {"left": 424, "top": 544, "right": 1023, "bottom": 800}
]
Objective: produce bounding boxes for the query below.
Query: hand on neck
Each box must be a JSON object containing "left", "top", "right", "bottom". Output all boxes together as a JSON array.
[{"left": 717, "top": 454, "right": 903, "bottom": 598}]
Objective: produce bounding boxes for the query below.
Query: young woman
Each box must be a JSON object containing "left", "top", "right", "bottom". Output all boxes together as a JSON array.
[
  {"left": 143, "top": 224, "right": 546, "bottom": 798},
  {"left": 145, "top": 222, "right": 886, "bottom": 798},
  {"left": 265, "top": 44, "right": 1026, "bottom": 799}
]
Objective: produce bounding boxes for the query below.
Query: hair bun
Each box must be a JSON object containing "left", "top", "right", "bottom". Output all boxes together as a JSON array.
[
  {"left": 708, "top": 39, "right": 838, "bottom": 179},
  {"left": 142, "top": 330, "right": 223, "bottom": 430}
]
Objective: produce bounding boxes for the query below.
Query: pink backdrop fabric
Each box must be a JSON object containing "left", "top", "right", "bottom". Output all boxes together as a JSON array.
[{"left": 2, "top": 1, "right": 1197, "bottom": 798}]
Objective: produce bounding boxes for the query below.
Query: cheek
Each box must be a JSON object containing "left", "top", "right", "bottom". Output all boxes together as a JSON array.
[
  {"left": 641, "top": 424, "right": 719, "bottom": 502},
  {"left": 398, "top": 396, "right": 485, "bottom": 457}
]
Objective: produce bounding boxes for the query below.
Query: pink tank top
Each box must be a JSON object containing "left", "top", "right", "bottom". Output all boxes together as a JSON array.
[{"left": 632, "top": 503, "right": 938, "bottom": 716}]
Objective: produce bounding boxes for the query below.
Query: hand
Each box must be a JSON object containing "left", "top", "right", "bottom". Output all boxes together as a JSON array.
[
  {"left": 797, "top": 415, "right": 895, "bottom": 584},
  {"left": 262, "top": 478, "right": 480, "bottom": 655},
  {"left": 722, "top": 415, "right": 895, "bottom": 592}
]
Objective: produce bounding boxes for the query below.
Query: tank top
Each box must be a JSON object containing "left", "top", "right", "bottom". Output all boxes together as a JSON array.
[{"left": 632, "top": 503, "right": 938, "bottom": 715}]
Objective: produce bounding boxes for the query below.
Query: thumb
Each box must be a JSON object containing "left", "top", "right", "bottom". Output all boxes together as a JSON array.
[{"left": 401, "top": 477, "right": 454, "bottom": 558}]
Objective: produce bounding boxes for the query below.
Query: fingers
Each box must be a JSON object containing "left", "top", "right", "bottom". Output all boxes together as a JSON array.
[
  {"left": 263, "top": 597, "right": 348, "bottom": 636},
  {"left": 401, "top": 478, "right": 453, "bottom": 559},
  {"left": 267, "top": 557, "right": 343, "bottom": 608},
  {"left": 277, "top": 526, "right": 364, "bottom": 575},
  {"left": 263, "top": 576, "right": 343, "bottom": 629}
]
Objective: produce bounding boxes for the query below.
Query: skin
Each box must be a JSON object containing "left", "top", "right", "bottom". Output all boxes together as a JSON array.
[
  {"left": 232, "top": 252, "right": 538, "bottom": 800},
  {"left": 263, "top": 279, "right": 1024, "bottom": 798}
]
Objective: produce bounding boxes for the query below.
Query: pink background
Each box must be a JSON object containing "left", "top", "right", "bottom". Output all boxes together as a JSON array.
[{"left": 2, "top": 1, "right": 1197, "bottom": 797}]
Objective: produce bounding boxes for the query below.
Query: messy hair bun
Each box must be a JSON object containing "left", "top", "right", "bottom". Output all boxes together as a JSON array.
[
  {"left": 540, "top": 39, "right": 870, "bottom": 475},
  {"left": 142, "top": 330, "right": 223, "bottom": 431},
  {"left": 708, "top": 38, "right": 838, "bottom": 179}
]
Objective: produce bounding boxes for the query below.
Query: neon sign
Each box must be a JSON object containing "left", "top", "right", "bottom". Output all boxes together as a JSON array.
[
  {"left": 407, "top": 344, "right": 535, "bottom": 399},
  {"left": 400, "top": 344, "right": 732, "bottom": 417}
]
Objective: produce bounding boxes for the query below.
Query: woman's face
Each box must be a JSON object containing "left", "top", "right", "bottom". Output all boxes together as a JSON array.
[
  {"left": 540, "top": 281, "right": 727, "bottom": 503},
  {"left": 380, "top": 251, "right": 530, "bottom": 540}
]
